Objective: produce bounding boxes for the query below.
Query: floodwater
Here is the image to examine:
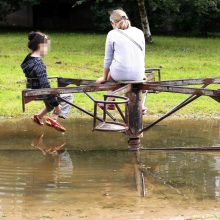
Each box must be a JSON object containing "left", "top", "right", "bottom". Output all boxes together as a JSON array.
[{"left": 0, "top": 118, "right": 220, "bottom": 219}]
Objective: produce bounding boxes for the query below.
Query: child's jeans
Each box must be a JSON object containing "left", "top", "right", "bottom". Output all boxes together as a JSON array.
[
  {"left": 59, "top": 94, "right": 73, "bottom": 119},
  {"left": 44, "top": 94, "right": 73, "bottom": 119}
]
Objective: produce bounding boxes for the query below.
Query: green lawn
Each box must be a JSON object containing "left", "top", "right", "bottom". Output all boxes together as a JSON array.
[{"left": 0, "top": 32, "right": 219, "bottom": 118}]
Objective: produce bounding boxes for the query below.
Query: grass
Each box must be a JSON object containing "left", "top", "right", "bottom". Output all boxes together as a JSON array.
[{"left": 0, "top": 31, "right": 219, "bottom": 118}]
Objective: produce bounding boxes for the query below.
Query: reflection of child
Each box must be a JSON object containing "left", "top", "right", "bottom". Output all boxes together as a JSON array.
[
  {"left": 31, "top": 133, "right": 66, "bottom": 155},
  {"left": 32, "top": 134, "right": 74, "bottom": 177},
  {"left": 21, "top": 32, "right": 66, "bottom": 132}
]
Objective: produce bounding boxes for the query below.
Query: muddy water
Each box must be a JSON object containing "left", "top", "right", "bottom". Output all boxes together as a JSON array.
[{"left": 0, "top": 119, "right": 220, "bottom": 219}]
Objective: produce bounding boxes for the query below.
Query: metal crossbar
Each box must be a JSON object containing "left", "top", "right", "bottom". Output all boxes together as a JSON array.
[{"left": 21, "top": 74, "right": 220, "bottom": 150}]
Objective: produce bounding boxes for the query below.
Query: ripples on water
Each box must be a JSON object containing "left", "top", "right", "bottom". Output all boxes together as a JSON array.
[{"left": 0, "top": 118, "right": 219, "bottom": 219}]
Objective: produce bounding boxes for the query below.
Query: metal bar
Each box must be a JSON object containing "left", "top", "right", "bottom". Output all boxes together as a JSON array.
[
  {"left": 85, "top": 93, "right": 129, "bottom": 104},
  {"left": 84, "top": 92, "right": 117, "bottom": 121},
  {"left": 23, "top": 78, "right": 220, "bottom": 97},
  {"left": 101, "top": 108, "right": 116, "bottom": 121},
  {"left": 145, "top": 68, "right": 160, "bottom": 73},
  {"left": 140, "top": 84, "right": 208, "bottom": 134},
  {"left": 127, "top": 85, "right": 143, "bottom": 150},
  {"left": 111, "top": 84, "right": 132, "bottom": 96},
  {"left": 141, "top": 146, "right": 220, "bottom": 151},
  {"left": 140, "top": 84, "right": 220, "bottom": 97},
  {"left": 22, "top": 90, "right": 26, "bottom": 112},
  {"left": 57, "top": 78, "right": 97, "bottom": 86},
  {"left": 158, "top": 69, "right": 161, "bottom": 81},
  {"left": 167, "top": 84, "right": 208, "bottom": 112},
  {"left": 83, "top": 91, "right": 96, "bottom": 102},
  {"left": 23, "top": 83, "right": 121, "bottom": 97},
  {"left": 147, "top": 77, "right": 220, "bottom": 86},
  {"left": 18, "top": 76, "right": 59, "bottom": 84},
  {"left": 115, "top": 104, "right": 127, "bottom": 123},
  {"left": 103, "top": 96, "right": 107, "bottom": 122},
  {"left": 57, "top": 96, "right": 103, "bottom": 122},
  {"left": 140, "top": 96, "right": 198, "bottom": 133},
  {"left": 93, "top": 103, "right": 98, "bottom": 130}
]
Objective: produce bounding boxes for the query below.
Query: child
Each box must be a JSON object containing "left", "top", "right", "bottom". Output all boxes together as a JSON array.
[{"left": 21, "top": 31, "right": 66, "bottom": 132}]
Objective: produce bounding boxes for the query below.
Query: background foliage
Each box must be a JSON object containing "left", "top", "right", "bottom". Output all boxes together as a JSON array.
[
  {"left": 0, "top": 0, "right": 219, "bottom": 35},
  {"left": 0, "top": 0, "right": 39, "bottom": 20}
]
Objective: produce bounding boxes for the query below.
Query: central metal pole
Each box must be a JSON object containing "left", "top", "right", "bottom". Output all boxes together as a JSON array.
[{"left": 127, "top": 84, "right": 143, "bottom": 150}]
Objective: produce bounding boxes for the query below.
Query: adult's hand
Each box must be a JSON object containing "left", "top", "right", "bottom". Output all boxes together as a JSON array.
[{"left": 96, "top": 77, "right": 106, "bottom": 84}]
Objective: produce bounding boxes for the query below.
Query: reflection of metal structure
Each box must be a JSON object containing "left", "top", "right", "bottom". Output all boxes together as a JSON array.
[
  {"left": 132, "top": 151, "right": 146, "bottom": 197},
  {"left": 22, "top": 69, "right": 220, "bottom": 150}
]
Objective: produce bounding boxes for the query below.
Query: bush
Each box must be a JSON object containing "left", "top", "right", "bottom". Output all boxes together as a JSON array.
[{"left": 90, "top": 0, "right": 220, "bottom": 35}]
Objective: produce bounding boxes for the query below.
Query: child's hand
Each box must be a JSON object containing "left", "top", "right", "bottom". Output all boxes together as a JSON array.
[{"left": 54, "top": 105, "right": 61, "bottom": 114}]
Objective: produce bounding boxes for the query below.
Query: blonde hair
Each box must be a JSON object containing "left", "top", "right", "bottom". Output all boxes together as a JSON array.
[{"left": 110, "top": 9, "right": 131, "bottom": 30}]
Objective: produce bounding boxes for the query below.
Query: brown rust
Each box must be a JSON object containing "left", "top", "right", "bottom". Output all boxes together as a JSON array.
[
  {"left": 126, "top": 84, "right": 143, "bottom": 150},
  {"left": 111, "top": 84, "right": 132, "bottom": 96},
  {"left": 23, "top": 83, "right": 120, "bottom": 97},
  {"left": 21, "top": 76, "right": 220, "bottom": 150},
  {"left": 202, "top": 78, "right": 215, "bottom": 85},
  {"left": 148, "top": 77, "right": 220, "bottom": 86},
  {"left": 140, "top": 84, "right": 220, "bottom": 97}
]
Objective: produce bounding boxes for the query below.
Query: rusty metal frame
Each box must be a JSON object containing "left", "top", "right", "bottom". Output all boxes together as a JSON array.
[
  {"left": 22, "top": 77, "right": 220, "bottom": 98},
  {"left": 57, "top": 96, "right": 104, "bottom": 122},
  {"left": 140, "top": 84, "right": 220, "bottom": 97},
  {"left": 140, "top": 84, "right": 209, "bottom": 134},
  {"left": 21, "top": 76, "right": 220, "bottom": 145},
  {"left": 91, "top": 94, "right": 129, "bottom": 132},
  {"left": 148, "top": 77, "right": 220, "bottom": 86}
]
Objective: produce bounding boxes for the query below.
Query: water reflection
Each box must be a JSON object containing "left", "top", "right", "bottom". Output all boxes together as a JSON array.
[
  {"left": 0, "top": 119, "right": 219, "bottom": 218},
  {"left": 141, "top": 151, "right": 220, "bottom": 200},
  {"left": 131, "top": 151, "right": 146, "bottom": 197},
  {"left": 31, "top": 133, "right": 66, "bottom": 155},
  {"left": 31, "top": 133, "right": 74, "bottom": 193},
  {"left": 1, "top": 150, "right": 219, "bottom": 201},
  {"left": 214, "top": 156, "right": 220, "bottom": 199},
  {"left": 0, "top": 150, "right": 219, "bottom": 218},
  {"left": 0, "top": 118, "right": 220, "bottom": 150},
  {"left": 0, "top": 136, "right": 74, "bottom": 204}
]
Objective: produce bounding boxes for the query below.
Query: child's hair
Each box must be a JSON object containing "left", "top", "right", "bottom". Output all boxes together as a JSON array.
[
  {"left": 28, "top": 31, "right": 49, "bottom": 51},
  {"left": 110, "top": 9, "right": 131, "bottom": 30}
]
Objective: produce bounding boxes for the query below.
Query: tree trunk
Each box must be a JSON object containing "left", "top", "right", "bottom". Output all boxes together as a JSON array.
[{"left": 137, "top": 0, "right": 152, "bottom": 43}]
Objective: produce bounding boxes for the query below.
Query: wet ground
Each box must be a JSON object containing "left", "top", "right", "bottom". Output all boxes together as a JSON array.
[{"left": 0, "top": 118, "right": 220, "bottom": 219}]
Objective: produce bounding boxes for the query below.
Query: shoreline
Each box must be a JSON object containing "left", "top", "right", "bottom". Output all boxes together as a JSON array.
[{"left": 1, "top": 113, "right": 220, "bottom": 121}]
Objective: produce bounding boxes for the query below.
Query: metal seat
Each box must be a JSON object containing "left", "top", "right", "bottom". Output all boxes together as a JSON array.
[
  {"left": 89, "top": 94, "right": 129, "bottom": 132},
  {"left": 94, "top": 122, "right": 128, "bottom": 132}
]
